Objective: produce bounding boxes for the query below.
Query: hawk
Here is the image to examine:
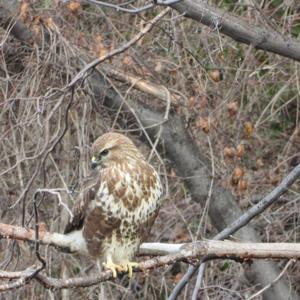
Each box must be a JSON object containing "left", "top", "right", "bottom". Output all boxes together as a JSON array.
[{"left": 63, "top": 132, "right": 163, "bottom": 277}]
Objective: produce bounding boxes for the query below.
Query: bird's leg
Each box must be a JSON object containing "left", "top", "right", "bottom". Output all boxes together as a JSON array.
[{"left": 103, "top": 257, "right": 125, "bottom": 278}]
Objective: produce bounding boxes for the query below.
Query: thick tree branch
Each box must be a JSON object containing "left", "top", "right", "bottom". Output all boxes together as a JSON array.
[
  {"left": 2, "top": 222, "right": 300, "bottom": 257},
  {"left": 1, "top": 224, "right": 300, "bottom": 291},
  {"left": 67, "top": 0, "right": 300, "bottom": 61},
  {"left": 171, "top": 0, "right": 300, "bottom": 62}
]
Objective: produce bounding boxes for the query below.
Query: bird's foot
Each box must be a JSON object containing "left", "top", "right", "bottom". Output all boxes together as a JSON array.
[
  {"left": 122, "top": 262, "right": 139, "bottom": 278},
  {"left": 103, "top": 261, "right": 138, "bottom": 278},
  {"left": 103, "top": 261, "right": 124, "bottom": 278}
]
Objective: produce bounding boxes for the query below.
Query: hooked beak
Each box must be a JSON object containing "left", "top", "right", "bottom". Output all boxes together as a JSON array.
[{"left": 91, "top": 156, "right": 99, "bottom": 169}]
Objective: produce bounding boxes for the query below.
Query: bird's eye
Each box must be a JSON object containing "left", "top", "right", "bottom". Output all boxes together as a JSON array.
[{"left": 100, "top": 149, "right": 109, "bottom": 157}]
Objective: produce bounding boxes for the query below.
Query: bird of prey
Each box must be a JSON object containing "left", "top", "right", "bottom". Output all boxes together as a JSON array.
[{"left": 63, "top": 132, "right": 163, "bottom": 277}]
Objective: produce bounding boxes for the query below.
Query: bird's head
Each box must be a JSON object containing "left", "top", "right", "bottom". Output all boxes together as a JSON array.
[{"left": 90, "top": 132, "right": 144, "bottom": 169}]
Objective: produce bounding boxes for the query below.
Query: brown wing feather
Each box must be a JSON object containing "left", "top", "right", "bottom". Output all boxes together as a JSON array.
[
  {"left": 138, "top": 208, "right": 159, "bottom": 242},
  {"left": 64, "top": 169, "right": 101, "bottom": 234},
  {"left": 83, "top": 205, "right": 121, "bottom": 257}
]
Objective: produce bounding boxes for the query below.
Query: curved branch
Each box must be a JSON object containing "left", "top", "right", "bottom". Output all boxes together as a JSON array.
[{"left": 0, "top": 266, "right": 39, "bottom": 292}]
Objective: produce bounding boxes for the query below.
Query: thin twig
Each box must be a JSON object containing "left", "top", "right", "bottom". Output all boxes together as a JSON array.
[
  {"left": 35, "top": 189, "right": 74, "bottom": 221},
  {"left": 246, "top": 259, "right": 296, "bottom": 300},
  {"left": 192, "top": 263, "right": 206, "bottom": 300},
  {"left": 66, "top": 7, "right": 171, "bottom": 88},
  {"left": 63, "top": 0, "right": 180, "bottom": 14},
  {"left": 33, "top": 196, "right": 46, "bottom": 272}
]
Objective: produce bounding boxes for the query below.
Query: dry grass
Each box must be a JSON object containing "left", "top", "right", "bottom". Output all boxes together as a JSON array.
[{"left": 0, "top": 0, "right": 300, "bottom": 299}]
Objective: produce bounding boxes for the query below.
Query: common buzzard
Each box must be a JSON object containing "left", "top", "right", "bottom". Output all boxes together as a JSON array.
[{"left": 63, "top": 132, "right": 163, "bottom": 277}]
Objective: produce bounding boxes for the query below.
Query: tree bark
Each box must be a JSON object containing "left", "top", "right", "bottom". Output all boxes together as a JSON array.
[{"left": 2, "top": 222, "right": 300, "bottom": 259}]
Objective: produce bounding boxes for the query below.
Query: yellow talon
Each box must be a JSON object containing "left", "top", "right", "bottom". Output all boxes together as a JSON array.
[
  {"left": 103, "top": 261, "right": 138, "bottom": 278},
  {"left": 127, "top": 262, "right": 139, "bottom": 278},
  {"left": 103, "top": 261, "right": 124, "bottom": 278}
]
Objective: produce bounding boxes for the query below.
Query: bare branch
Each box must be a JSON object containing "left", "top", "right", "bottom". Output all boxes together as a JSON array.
[
  {"left": 64, "top": 0, "right": 300, "bottom": 62},
  {"left": 246, "top": 259, "right": 296, "bottom": 300},
  {"left": 216, "top": 163, "right": 300, "bottom": 240},
  {"left": 103, "top": 67, "right": 180, "bottom": 105},
  {"left": 0, "top": 266, "right": 39, "bottom": 292},
  {"left": 1, "top": 226, "right": 300, "bottom": 291},
  {"left": 170, "top": 163, "right": 300, "bottom": 299},
  {"left": 2, "top": 221, "right": 300, "bottom": 256},
  {"left": 67, "top": 7, "right": 171, "bottom": 88},
  {"left": 63, "top": 0, "right": 180, "bottom": 14},
  {"left": 170, "top": 0, "right": 300, "bottom": 62}
]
